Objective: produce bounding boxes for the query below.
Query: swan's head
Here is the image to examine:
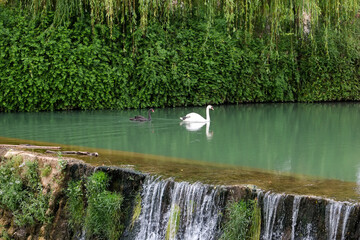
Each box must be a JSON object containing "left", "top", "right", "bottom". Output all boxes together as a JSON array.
[
  {"left": 149, "top": 108, "right": 155, "bottom": 112},
  {"left": 207, "top": 105, "right": 214, "bottom": 111}
]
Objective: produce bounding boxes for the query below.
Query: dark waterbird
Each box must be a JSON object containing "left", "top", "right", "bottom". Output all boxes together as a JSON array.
[{"left": 130, "top": 108, "right": 154, "bottom": 121}]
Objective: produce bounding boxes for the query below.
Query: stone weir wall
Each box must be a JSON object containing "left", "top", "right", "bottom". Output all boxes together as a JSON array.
[{"left": 0, "top": 149, "right": 360, "bottom": 240}]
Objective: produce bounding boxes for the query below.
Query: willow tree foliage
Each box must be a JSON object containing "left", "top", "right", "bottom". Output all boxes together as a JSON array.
[{"left": 4, "top": 0, "right": 359, "bottom": 43}]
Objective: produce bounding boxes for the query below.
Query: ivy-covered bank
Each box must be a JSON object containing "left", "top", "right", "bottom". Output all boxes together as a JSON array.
[{"left": 0, "top": 1, "right": 360, "bottom": 111}]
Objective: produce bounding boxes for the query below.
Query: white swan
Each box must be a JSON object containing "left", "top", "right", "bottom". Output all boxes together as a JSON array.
[{"left": 180, "top": 105, "right": 214, "bottom": 123}]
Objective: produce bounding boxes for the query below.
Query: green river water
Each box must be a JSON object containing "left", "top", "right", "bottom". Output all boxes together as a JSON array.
[{"left": 1, "top": 103, "right": 359, "bottom": 201}]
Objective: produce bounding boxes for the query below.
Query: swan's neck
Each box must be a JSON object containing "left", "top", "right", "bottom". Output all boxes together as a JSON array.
[
  {"left": 206, "top": 107, "right": 210, "bottom": 121},
  {"left": 148, "top": 110, "right": 151, "bottom": 120}
]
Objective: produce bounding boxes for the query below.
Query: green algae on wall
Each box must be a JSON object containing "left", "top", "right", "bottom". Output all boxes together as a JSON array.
[
  {"left": 130, "top": 192, "right": 142, "bottom": 230},
  {"left": 165, "top": 204, "right": 181, "bottom": 240}
]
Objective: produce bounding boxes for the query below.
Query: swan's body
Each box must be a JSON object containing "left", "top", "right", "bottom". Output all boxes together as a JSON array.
[
  {"left": 180, "top": 105, "right": 214, "bottom": 123},
  {"left": 130, "top": 108, "right": 154, "bottom": 121}
]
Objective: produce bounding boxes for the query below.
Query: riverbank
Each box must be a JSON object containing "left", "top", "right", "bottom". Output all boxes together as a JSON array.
[{"left": 0, "top": 147, "right": 359, "bottom": 239}]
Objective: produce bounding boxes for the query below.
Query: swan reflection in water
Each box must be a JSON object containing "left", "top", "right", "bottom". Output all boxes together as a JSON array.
[
  {"left": 180, "top": 122, "right": 213, "bottom": 140},
  {"left": 357, "top": 166, "right": 360, "bottom": 195}
]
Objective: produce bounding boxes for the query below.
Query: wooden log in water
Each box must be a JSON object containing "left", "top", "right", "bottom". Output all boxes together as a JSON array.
[
  {"left": 45, "top": 150, "right": 99, "bottom": 157},
  {"left": 0, "top": 144, "right": 61, "bottom": 150}
]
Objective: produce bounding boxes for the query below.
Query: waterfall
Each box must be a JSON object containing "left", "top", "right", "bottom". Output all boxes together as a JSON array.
[
  {"left": 169, "top": 182, "right": 222, "bottom": 240},
  {"left": 326, "top": 201, "right": 355, "bottom": 240},
  {"left": 327, "top": 201, "right": 343, "bottom": 239},
  {"left": 135, "top": 177, "right": 172, "bottom": 240},
  {"left": 259, "top": 192, "right": 358, "bottom": 240},
  {"left": 261, "top": 192, "right": 284, "bottom": 240},
  {"left": 134, "top": 177, "right": 224, "bottom": 240},
  {"left": 341, "top": 204, "right": 353, "bottom": 240},
  {"left": 304, "top": 223, "right": 314, "bottom": 240},
  {"left": 291, "top": 196, "right": 301, "bottom": 240},
  {"left": 132, "top": 177, "right": 359, "bottom": 240}
]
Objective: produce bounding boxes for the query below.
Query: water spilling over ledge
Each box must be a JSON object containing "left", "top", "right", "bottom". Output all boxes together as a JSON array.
[
  {"left": 0, "top": 149, "right": 359, "bottom": 239},
  {"left": 132, "top": 177, "right": 225, "bottom": 240},
  {"left": 257, "top": 192, "right": 360, "bottom": 240}
]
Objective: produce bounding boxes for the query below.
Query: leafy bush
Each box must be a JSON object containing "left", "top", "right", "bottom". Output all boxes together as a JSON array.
[
  {"left": 66, "top": 180, "right": 85, "bottom": 231},
  {"left": 0, "top": 157, "right": 51, "bottom": 226},
  {"left": 14, "top": 192, "right": 51, "bottom": 226},
  {"left": 41, "top": 164, "right": 52, "bottom": 177},
  {"left": 66, "top": 171, "right": 124, "bottom": 240},
  {"left": 84, "top": 171, "right": 124, "bottom": 240},
  {"left": 220, "top": 199, "right": 261, "bottom": 240}
]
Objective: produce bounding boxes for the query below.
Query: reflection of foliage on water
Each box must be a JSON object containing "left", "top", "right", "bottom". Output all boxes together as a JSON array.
[{"left": 220, "top": 199, "right": 261, "bottom": 240}]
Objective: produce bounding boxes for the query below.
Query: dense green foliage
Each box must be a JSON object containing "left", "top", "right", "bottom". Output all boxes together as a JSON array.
[
  {"left": 0, "top": 156, "right": 51, "bottom": 226},
  {"left": 220, "top": 199, "right": 261, "bottom": 240},
  {"left": 0, "top": 1, "right": 359, "bottom": 111},
  {"left": 66, "top": 179, "right": 85, "bottom": 232},
  {"left": 66, "top": 171, "right": 124, "bottom": 240}
]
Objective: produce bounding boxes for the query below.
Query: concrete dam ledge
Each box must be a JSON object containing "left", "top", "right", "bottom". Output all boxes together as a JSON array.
[{"left": 0, "top": 149, "right": 360, "bottom": 240}]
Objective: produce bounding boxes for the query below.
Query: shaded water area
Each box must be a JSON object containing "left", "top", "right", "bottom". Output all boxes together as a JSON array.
[{"left": 1, "top": 103, "right": 360, "bottom": 202}]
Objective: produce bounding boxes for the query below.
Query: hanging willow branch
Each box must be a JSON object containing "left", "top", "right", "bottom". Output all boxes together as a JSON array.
[{"left": 5, "top": 0, "right": 360, "bottom": 43}]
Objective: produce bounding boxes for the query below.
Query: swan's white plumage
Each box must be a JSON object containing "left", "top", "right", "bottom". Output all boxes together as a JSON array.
[{"left": 180, "top": 105, "right": 214, "bottom": 123}]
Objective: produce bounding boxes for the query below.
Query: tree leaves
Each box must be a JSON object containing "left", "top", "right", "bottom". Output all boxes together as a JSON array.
[{"left": 0, "top": 6, "right": 359, "bottom": 112}]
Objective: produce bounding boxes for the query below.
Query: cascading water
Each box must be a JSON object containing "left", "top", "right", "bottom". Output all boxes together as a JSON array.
[
  {"left": 326, "top": 201, "right": 355, "bottom": 240},
  {"left": 291, "top": 196, "right": 301, "bottom": 240},
  {"left": 304, "top": 224, "right": 315, "bottom": 240},
  {"left": 122, "top": 171, "right": 360, "bottom": 240},
  {"left": 259, "top": 191, "right": 358, "bottom": 240},
  {"left": 261, "top": 192, "right": 284, "bottom": 240},
  {"left": 134, "top": 177, "right": 171, "bottom": 240},
  {"left": 134, "top": 177, "right": 224, "bottom": 240},
  {"left": 327, "top": 201, "right": 344, "bottom": 239},
  {"left": 171, "top": 182, "right": 223, "bottom": 240},
  {"left": 75, "top": 173, "right": 359, "bottom": 240},
  {"left": 341, "top": 204, "right": 354, "bottom": 240}
]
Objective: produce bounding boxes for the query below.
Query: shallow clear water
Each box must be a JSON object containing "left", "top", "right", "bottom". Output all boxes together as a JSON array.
[{"left": 1, "top": 103, "right": 360, "bottom": 200}]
